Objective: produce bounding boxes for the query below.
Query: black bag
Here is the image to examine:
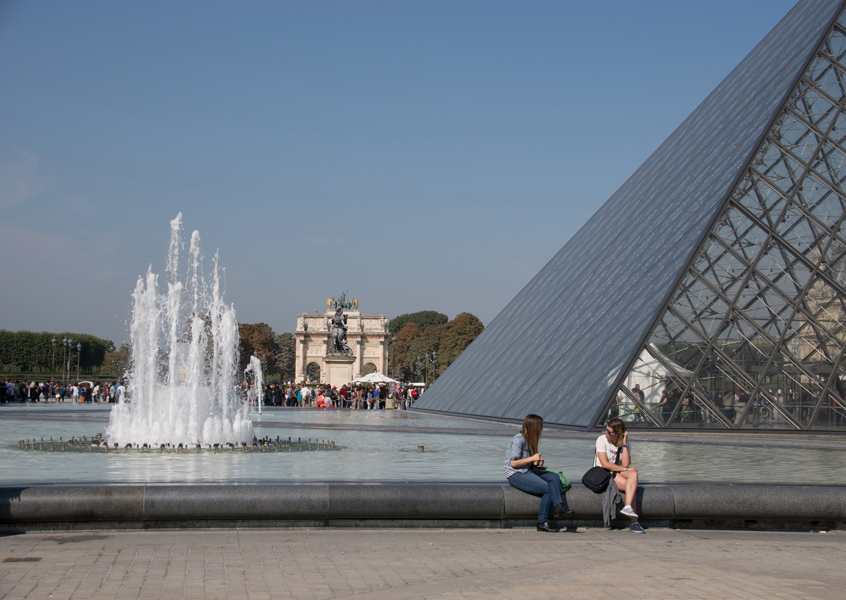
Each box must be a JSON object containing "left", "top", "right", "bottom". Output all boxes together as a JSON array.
[
  {"left": 581, "top": 466, "right": 611, "bottom": 493},
  {"left": 582, "top": 441, "right": 623, "bottom": 493}
]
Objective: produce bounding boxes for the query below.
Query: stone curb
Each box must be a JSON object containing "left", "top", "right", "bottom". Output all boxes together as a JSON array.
[{"left": 1, "top": 483, "right": 844, "bottom": 530}]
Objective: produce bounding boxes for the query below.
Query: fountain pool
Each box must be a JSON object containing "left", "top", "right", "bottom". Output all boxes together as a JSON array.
[{"left": 2, "top": 405, "right": 845, "bottom": 486}]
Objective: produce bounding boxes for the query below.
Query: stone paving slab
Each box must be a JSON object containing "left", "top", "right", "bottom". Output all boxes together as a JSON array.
[{"left": 1, "top": 527, "right": 844, "bottom": 599}]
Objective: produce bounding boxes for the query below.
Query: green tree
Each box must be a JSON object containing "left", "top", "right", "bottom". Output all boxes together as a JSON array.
[
  {"left": 436, "top": 313, "right": 484, "bottom": 376},
  {"left": 253, "top": 322, "right": 274, "bottom": 337},
  {"left": 408, "top": 325, "right": 442, "bottom": 383},
  {"left": 388, "top": 313, "right": 484, "bottom": 383},
  {"left": 275, "top": 332, "right": 296, "bottom": 382},
  {"left": 392, "top": 322, "right": 421, "bottom": 382},
  {"left": 388, "top": 311, "right": 448, "bottom": 336},
  {"left": 238, "top": 323, "right": 277, "bottom": 374},
  {"left": 101, "top": 351, "right": 129, "bottom": 378}
]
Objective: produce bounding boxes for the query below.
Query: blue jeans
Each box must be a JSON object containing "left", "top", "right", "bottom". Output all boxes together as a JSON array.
[{"left": 508, "top": 471, "right": 563, "bottom": 523}]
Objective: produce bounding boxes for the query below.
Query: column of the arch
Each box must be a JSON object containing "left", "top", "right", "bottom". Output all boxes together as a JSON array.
[{"left": 296, "top": 335, "right": 306, "bottom": 382}]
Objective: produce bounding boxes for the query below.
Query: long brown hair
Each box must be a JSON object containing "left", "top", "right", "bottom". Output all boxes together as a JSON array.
[
  {"left": 521, "top": 414, "right": 544, "bottom": 455},
  {"left": 606, "top": 417, "right": 627, "bottom": 449}
]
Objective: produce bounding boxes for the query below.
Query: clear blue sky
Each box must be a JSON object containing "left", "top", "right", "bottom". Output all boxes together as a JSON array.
[{"left": 0, "top": 1, "right": 798, "bottom": 346}]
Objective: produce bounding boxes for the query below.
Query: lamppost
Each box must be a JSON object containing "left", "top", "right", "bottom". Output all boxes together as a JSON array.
[
  {"left": 62, "top": 338, "right": 70, "bottom": 387},
  {"left": 67, "top": 338, "right": 74, "bottom": 386},
  {"left": 390, "top": 334, "right": 397, "bottom": 378},
  {"left": 76, "top": 342, "right": 82, "bottom": 386},
  {"left": 51, "top": 337, "right": 57, "bottom": 386},
  {"left": 431, "top": 351, "right": 437, "bottom": 385}
]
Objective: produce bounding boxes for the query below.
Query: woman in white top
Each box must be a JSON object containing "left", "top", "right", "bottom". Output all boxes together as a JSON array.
[{"left": 594, "top": 418, "right": 644, "bottom": 533}]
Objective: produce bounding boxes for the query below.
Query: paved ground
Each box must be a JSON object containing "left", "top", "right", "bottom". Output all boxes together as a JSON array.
[{"left": 1, "top": 527, "right": 844, "bottom": 599}]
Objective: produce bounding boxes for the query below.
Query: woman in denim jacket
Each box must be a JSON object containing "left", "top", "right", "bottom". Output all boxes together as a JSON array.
[{"left": 505, "top": 414, "right": 574, "bottom": 532}]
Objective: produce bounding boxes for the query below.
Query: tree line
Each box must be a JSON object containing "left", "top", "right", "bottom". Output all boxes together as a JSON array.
[{"left": 0, "top": 330, "right": 114, "bottom": 374}]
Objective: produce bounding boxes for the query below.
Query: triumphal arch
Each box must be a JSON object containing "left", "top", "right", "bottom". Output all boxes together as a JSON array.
[{"left": 294, "top": 294, "right": 389, "bottom": 386}]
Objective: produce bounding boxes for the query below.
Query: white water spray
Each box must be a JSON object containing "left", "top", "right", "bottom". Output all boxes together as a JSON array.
[
  {"left": 106, "top": 213, "right": 257, "bottom": 447},
  {"left": 244, "top": 355, "right": 263, "bottom": 415}
]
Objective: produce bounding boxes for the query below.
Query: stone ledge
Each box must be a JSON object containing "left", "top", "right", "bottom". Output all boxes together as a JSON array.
[{"left": 1, "top": 483, "right": 844, "bottom": 530}]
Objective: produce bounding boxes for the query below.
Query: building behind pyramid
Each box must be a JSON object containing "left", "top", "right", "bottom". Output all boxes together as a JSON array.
[{"left": 414, "top": 0, "right": 846, "bottom": 432}]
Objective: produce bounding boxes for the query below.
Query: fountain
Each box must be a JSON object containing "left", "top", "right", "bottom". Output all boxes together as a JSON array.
[
  {"left": 244, "top": 355, "right": 263, "bottom": 415},
  {"left": 105, "top": 213, "right": 254, "bottom": 447}
]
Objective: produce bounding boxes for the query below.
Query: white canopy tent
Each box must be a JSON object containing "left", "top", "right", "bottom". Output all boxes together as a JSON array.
[
  {"left": 622, "top": 343, "right": 694, "bottom": 405},
  {"left": 352, "top": 372, "right": 398, "bottom": 384}
]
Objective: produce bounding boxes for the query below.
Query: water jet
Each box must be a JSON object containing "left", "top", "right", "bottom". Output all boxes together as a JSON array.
[{"left": 106, "top": 213, "right": 254, "bottom": 448}]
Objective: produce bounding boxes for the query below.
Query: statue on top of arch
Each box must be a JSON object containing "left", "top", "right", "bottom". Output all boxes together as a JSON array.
[
  {"left": 326, "top": 292, "right": 357, "bottom": 356},
  {"left": 327, "top": 307, "right": 354, "bottom": 356},
  {"left": 327, "top": 292, "right": 358, "bottom": 312}
]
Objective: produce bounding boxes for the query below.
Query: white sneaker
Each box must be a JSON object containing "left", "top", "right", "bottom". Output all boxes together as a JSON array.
[{"left": 620, "top": 505, "right": 638, "bottom": 519}]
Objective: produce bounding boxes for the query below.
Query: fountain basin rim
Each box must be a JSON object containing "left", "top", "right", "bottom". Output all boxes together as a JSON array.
[{"left": 1, "top": 483, "right": 844, "bottom": 530}]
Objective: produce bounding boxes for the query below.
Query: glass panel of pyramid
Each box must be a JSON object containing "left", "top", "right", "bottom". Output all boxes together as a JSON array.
[{"left": 414, "top": 0, "right": 846, "bottom": 432}]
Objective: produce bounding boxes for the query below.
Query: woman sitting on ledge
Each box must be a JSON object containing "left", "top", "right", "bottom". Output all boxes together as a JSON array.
[
  {"left": 595, "top": 417, "right": 644, "bottom": 533},
  {"left": 505, "top": 414, "right": 573, "bottom": 532}
]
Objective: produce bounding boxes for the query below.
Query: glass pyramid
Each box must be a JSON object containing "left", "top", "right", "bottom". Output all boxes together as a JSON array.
[{"left": 414, "top": 0, "right": 846, "bottom": 432}]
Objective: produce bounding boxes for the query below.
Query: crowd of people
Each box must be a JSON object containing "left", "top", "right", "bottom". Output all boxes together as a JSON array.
[
  {"left": 258, "top": 382, "right": 421, "bottom": 410},
  {"left": 1, "top": 379, "right": 125, "bottom": 403},
  {"left": 1, "top": 378, "right": 421, "bottom": 410}
]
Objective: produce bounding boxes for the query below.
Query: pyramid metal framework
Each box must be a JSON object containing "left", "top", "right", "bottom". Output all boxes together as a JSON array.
[{"left": 414, "top": 0, "right": 846, "bottom": 432}]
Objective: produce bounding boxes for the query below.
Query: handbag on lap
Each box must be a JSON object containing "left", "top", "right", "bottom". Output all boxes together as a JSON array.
[
  {"left": 582, "top": 442, "right": 622, "bottom": 493},
  {"left": 581, "top": 466, "right": 611, "bottom": 493}
]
